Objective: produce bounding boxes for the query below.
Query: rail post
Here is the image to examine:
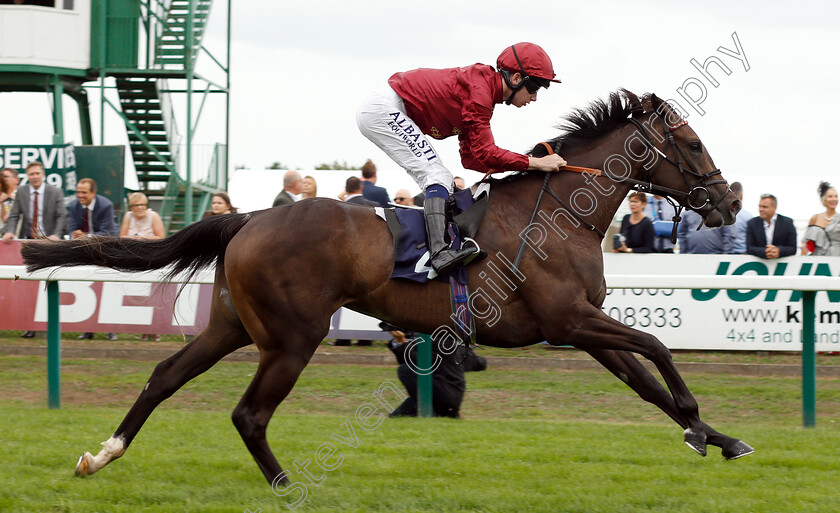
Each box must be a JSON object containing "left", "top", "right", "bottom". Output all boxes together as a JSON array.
[
  {"left": 801, "top": 290, "right": 816, "bottom": 427},
  {"left": 417, "top": 334, "right": 433, "bottom": 417},
  {"left": 47, "top": 280, "right": 61, "bottom": 409}
]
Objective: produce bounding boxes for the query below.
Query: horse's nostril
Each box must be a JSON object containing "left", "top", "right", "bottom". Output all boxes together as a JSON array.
[{"left": 731, "top": 200, "right": 742, "bottom": 212}]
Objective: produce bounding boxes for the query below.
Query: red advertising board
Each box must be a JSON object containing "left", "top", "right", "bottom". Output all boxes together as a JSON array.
[{"left": 0, "top": 241, "right": 213, "bottom": 334}]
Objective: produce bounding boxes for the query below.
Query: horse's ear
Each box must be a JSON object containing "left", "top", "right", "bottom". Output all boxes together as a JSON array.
[{"left": 621, "top": 88, "right": 644, "bottom": 118}]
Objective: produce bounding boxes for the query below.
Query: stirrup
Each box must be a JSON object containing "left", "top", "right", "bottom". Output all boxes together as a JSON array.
[{"left": 430, "top": 245, "right": 480, "bottom": 276}]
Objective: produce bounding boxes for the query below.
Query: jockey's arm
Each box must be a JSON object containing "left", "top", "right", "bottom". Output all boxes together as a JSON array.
[{"left": 528, "top": 154, "right": 567, "bottom": 172}]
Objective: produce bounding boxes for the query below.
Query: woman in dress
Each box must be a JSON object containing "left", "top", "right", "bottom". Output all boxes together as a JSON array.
[
  {"left": 120, "top": 192, "right": 165, "bottom": 341},
  {"left": 120, "top": 192, "right": 165, "bottom": 239},
  {"left": 614, "top": 191, "right": 656, "bottom": 253},
  {"left": 802, "top": 181, "right": 840, "bottom": 256}
]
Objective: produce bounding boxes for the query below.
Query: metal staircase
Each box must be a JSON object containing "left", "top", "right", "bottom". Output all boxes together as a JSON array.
[
  {"left": 116, "top": 76, "right": 177, "bottom": 190},
  {"left": 108, "top": 0, "right": 225, "bottom": 234},
  {"left": 155, "top": 0, "right": 214, "bottom": 71}
]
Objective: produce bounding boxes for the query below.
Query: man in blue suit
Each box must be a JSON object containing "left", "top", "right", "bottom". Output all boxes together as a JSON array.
[
  {"left": 360, "top": 159, "right": 391, "bottom": 207},
  {"left": 68, "top": 178, "right": 120, "bottom": 341},
  {"left": 68, "top": 178, "right": 119, "bottom": 239},
  {"left": 746, "top": 193, "right": 797, "bottom": 259}
]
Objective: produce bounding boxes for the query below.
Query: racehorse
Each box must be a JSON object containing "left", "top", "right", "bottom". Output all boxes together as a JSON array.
[{"left": 21, "top": 89, "right": 753, "bottom": 486}]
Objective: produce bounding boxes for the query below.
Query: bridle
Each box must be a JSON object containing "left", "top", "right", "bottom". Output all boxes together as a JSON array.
[
  {"left": 538, "top": 107, "right": 732, "bottom": 242},
  {"left": 509, "top": 104, "right": 735, "bottom": 271},
  {"left": 624, "top": 107, "right": 730, "bottom": 214}
]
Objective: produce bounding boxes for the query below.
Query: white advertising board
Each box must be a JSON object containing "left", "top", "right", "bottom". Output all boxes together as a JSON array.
[{"left": 602, "top": 254, "right": 840, "bottom": 351}]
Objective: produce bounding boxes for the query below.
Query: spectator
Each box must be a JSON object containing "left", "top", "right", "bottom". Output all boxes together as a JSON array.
[
  {"left": 120, "top": 192, "right": 165, "bottom": 342},
  {"left": 2, "top": 162, "right": 67, "bottom": 338},
  {"left": 453, "top": 176, "right": 466, "bottom": 192},
  {"left": 68, "top": 178, "right": 119, "bottom": 239},
  {"left": 393, "top": 188, "right": 416, "bottom": 207},
  {"left": 802, "top": 181, "right": 840, "bottom": 256},
  {"left": 643, "top": 194, "right": 678, "bottom": 253},
  {"left": 722, "top": 181, "right": 752, "bottom": 254},
  {"left": 746, "top": 193, "right": 797, "bottom": 259},
  {"left": 386, "top": 329, "right": 465, "bottom": 418},
  {"left": 69, "top": 178, "right": 120, "bottom": 341},
  {"left": 301, "top": 175, "right": 318, "bottom": 199},
  {"left": 356, "top": 43, "right": 565, "bottom": 275},
  {"left": 359, "top": 159, "right": 391, "bottom": 207},
  {"left": 203, "top": 192, "right": 237, "bottom": 219},
  {"left": 2, "top": 161, "right": 66, "bottom": 243},
  {"left": 0, "top": 168, "right": 11, "bottom": 222},
  {"left": 343, "top": 177, "right": 378, "bottom": 206},
  {"left": 677, "top": 210, "right": 724, "bottom": 254},
  {"left": 120, "top": 192, "right": 164, "bottom": 240},
  {"left": 272, "top": 171, "right": 302, "bottom": 207},
  {"left": 614, "top": 192, "right": 655, "bottom": 254},
  {"left": 2, "top": 167, "right": 20, "bottom": 202}
]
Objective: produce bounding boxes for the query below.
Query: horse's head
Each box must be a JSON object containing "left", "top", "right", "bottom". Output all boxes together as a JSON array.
[{"left": 625, "top": 91, "right": 741, "bottom": 227}]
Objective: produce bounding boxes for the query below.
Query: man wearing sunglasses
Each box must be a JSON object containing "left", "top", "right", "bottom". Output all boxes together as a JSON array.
[{"left": 357, "top": 42, "right": 567, "bottom": 276}]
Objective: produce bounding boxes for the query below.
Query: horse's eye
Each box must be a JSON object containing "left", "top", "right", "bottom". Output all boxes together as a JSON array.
[{"left": 689, "top": 141, "right": 702, "bottom": 152}]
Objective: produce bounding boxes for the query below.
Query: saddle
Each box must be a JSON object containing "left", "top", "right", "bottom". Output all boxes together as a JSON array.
[{"left": 383, "top": 187, "right": 490, "bottom": 284}]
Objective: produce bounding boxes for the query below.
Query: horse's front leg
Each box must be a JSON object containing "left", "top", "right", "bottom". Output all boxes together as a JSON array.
[{"left": 547, "top": 307, "right": 753, "bottom": 460}]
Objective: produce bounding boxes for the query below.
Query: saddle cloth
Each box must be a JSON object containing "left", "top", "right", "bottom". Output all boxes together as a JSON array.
[{"left": 386, "top": 187, "right": 485, "bottom": 284}]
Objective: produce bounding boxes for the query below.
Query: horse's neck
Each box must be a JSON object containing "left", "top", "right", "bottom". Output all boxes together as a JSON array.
[{"left": 562, "top": 126, "right": 643, "bottom": 234}]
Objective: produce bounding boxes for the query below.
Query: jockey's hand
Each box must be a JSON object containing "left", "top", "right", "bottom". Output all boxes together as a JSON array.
[{"left": 528, "top": 154, "right": 567, "bottom": 172}]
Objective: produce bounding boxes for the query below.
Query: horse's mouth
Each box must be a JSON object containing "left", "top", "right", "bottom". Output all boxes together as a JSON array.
[{"left": 703, "top": 203, "right": 739, "bottom": 228}]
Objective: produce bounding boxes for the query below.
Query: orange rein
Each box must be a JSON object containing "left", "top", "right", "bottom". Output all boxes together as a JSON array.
[
  {"left": 538, "top": 142, "right": 603, "bottom": 176},
  {"left": 479, "top": 142, "right": 604, "bottom": 181}
]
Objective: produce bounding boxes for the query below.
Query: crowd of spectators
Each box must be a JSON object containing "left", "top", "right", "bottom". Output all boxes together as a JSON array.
[
  {"left": 0, "top": 162, "right": 238, "bottom": 340},
  {"left": 609, "top": 181, "right": 839, "bottom": 259}
]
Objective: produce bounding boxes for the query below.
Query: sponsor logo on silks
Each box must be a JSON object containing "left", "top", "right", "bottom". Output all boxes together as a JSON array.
[
  {"left": 692, "top": 261, "right": 840, "bottom": 303},
  {"left": 387, "top": 112, "right": 438, "bottom": 161}
]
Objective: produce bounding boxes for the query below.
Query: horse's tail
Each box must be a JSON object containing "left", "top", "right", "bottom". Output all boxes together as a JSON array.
[{"left": 21, "top": 213, "right": 252, "bottom": 282}]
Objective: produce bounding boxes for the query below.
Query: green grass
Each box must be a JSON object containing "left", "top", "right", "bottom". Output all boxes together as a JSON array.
[{"left": 1, "top": 355, "right": 839, "bottom": 512}]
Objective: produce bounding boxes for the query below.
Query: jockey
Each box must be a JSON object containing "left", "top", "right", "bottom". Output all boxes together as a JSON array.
[{"left": 357, "top": 42, "right": 567, "bottom": 275}]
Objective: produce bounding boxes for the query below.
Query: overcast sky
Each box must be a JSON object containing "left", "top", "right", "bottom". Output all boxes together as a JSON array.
[{"left": 1, "top": 0, "right": 838, "bottom": 221}]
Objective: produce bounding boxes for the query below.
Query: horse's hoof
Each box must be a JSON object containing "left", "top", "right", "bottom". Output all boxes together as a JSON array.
[
  {"left": 722, "top": 440, "right": 754, "bottom": 460},
  {"left": 75, "top": 452, "right": 94, "bottom": 476},
  {"left": 684, "top": 428, "right": 707, "bottom": 457}
]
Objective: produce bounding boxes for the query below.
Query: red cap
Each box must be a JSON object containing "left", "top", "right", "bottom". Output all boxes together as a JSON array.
[{"left": 496, "top": 42, "right": 561, "bottom": 83}]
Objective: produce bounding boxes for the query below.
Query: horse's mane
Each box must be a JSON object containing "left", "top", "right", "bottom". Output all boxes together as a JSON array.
[
  {"left": 481, "top": 89, "right": 642, "bottom": 186},
  {"left": 552, "top": 89, "right": 636, "bottom": 151}
]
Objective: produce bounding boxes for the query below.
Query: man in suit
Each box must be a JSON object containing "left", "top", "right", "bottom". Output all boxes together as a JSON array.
[
  {"left": 746, "top": 193, "right": 797, "bottom": 259},
  {"left": 2, "top": 161, "right": 66, "bottom": 243},
  {"left": 360, "top": 159, "right": 391, "bottom": 207},
  {"left": 66, "top": 177, "right": 121, "bottom": 341},
  {"left": 272, "top": 171, "right": 302, "bottom": 207},
  {"left": 343, "top": 177, "right": 378, "bottom": 206},
  {"left": 2, "top": 161, "right": 68, "bottom": 338},
  {"left": 68, "top": 178, "right": 119, "bottom": 239}
]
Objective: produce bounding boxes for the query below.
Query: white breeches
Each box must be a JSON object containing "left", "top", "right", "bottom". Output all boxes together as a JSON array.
[{"left": 356, "top": 87, "right": 453, "bottom": 194}]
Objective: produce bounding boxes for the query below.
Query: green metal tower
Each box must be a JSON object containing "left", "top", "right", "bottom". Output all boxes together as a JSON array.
[{"left": 0, "top": 0, "right": 231, "bottom": 233}]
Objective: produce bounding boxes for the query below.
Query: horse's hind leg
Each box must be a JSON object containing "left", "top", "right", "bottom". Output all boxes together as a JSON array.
[{"left": 75, "top": 269, "right": 252, "bottom": 477}]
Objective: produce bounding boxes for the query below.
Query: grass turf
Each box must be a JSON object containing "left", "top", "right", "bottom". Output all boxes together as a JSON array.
[{"left": 1, "top": 355, "right": 839, "bottom": 512}]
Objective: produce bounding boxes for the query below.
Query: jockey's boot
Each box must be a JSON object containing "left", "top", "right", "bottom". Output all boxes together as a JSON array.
[{"left": 424, "top": 196, "right": 479, "bottom": 276}]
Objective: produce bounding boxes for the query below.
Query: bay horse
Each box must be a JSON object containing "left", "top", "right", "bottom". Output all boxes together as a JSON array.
[{"left": 21, "top": 90, "right": 753, "bottom": 486}]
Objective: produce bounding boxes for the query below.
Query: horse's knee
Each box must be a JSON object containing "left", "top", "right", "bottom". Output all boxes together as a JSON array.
[{"left": 638, "top": 333, "right": 671, "bottom": 362}]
